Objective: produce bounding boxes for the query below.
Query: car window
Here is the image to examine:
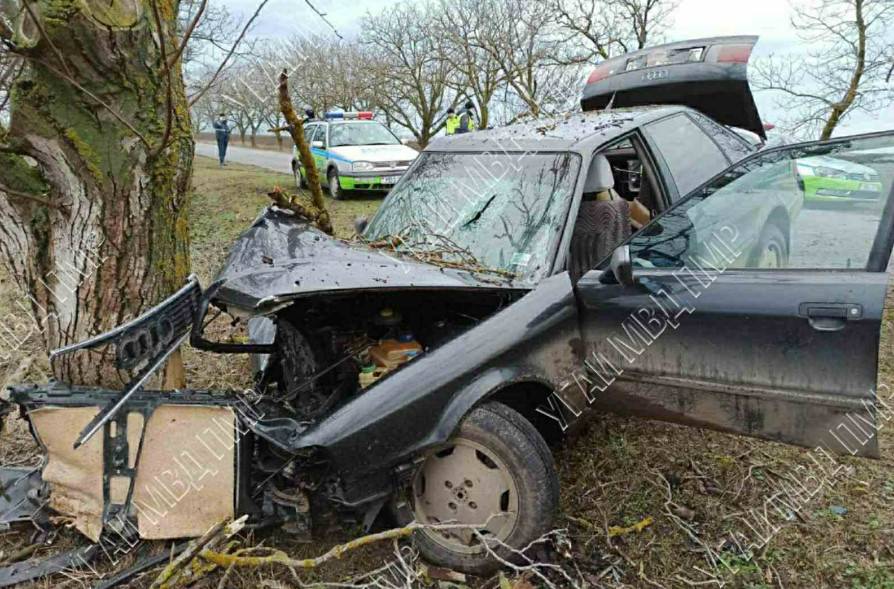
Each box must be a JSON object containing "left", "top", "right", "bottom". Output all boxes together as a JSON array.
[
  {"left": 365, "top": 152, "right": 581, "bottom": 284},
  {"left": 689, "top": 112, "right": 755, "bottom": 162},
  {"left": 646, "top": 114, "right": 730, "bottom": 198},
  {"left": 626, "top": 134, "right": 893, "bottom": 271},
  {"left": 329, "top": 122, "right": 400, "bottom": 147},
  {"left": 303, "top": 124, "right": 317, "bottom": 143},
  {"left": 310, "top": 125, "right": 325, "bottom": 146}
]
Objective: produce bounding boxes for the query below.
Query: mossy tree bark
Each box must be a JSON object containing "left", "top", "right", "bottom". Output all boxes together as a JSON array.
[{"left": 0, "top": 0, "right": 192, "bottom": 387}]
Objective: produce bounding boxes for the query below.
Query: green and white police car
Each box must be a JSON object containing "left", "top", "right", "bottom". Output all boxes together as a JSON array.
[{"left": 292, "top": 112, "right": 419, "bottom": 200}]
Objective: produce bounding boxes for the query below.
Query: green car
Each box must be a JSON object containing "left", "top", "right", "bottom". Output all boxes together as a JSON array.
[{"left": 795, "top": 155, "right": 883, "bottom": 202}]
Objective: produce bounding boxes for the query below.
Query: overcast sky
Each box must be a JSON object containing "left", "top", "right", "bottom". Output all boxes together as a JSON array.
[{"left": 222, "top": 0, "right": 893, "bottom": 136}]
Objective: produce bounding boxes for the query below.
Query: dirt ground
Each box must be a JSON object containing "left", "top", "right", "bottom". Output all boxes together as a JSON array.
[{"left": 0, "top": 156, "right": 892, "bottom": 588}]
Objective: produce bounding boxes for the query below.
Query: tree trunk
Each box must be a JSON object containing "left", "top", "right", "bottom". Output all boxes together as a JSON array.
[
  {"left": 274, "top": 130, "right": 283, "bottom": 151},
  {"left": 0, "top": 0, "right": 192, "bottom": 388},
  {"left": 250, "top": 128, "right": 257, "bottom": 148},
  {"left": 819, "top": 0, "right": 866, "bottom": 140}
]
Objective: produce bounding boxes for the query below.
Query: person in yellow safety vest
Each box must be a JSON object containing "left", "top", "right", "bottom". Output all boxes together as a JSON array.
[
  {"left": 445, "top": 107, "right": 460, "bottom": 136},
  {"left": 456, "top": 100, "right": 477, "bottom": 134}
]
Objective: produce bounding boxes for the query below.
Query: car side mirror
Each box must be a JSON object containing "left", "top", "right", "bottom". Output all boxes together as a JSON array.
[
  {"left": 610, "top": 245, "right": 635, "bottom": 287},
  {"left": 354, "top": 216, "right": 369, "bottom": 235},
  {"left": 311, "top": 140, "right": 324, "bottom": 148}
]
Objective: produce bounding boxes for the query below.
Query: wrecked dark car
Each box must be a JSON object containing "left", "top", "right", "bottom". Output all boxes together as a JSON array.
[{"left": 2, "top": 36, "right": 894, "bottom": 584}]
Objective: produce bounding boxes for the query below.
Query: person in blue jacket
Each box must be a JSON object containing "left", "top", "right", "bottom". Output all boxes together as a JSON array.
[{"left": 212, "top": 113, "right": 235, "bottom": 166}]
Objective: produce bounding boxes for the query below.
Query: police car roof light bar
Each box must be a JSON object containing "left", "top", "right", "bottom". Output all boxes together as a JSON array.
[{"left": 324, "top": 111, "right": 375, "bottom": 120}]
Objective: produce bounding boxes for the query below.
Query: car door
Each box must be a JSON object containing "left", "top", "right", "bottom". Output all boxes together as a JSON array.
[
  {"left": 574, "top": 132, "right": 894, "bottom": 458},
  {"left": 309, "top": 125, "right": 328, "bottom": 173}
]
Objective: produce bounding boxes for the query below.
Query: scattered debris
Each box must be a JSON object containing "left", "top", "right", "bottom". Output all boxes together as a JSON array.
[
  {"left": 671, "top": 505, "right": 696, "bottom": 521},
  {"left": 422, "top": 564, "right": 467, "bottom": 583},
  {"left": 608, "top": 516, "right": 654, "bottom": 538}
]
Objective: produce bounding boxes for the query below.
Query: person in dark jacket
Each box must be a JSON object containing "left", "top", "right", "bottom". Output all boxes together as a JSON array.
[
  {"left": 456, "top": 101, "right": 477, "bottom": 134},
  {"left": 212, "top": 113, "right": 235, "bottom": 166}
]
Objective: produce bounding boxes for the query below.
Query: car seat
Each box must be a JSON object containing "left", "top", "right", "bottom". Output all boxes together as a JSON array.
[{"left": 568, "top": 155, "right": 631, "bottom": 282}]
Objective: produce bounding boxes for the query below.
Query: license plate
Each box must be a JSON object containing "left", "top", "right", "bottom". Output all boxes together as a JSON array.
[{"left": 381, "top": 175, "right": 401, "bottom": 185}]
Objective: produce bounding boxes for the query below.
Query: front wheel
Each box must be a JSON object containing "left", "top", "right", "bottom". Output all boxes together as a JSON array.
[
  {"left": 395, "top": 402, "right": 559, "bottom": 575},
  {"left": 293, "top": 164, "right": 307, "bottom": 189},
  {"left": 748, "top": 222, "right": 788, "bottom": 269},
  {"left": 327, "top": 168, "right": 343, "bottom": 200}
]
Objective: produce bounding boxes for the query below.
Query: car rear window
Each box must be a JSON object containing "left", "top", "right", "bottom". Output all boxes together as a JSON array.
[
  {"left": 689, "top": 112, "right": 755, "bottom": 162},
  {"left": 646, "top": 114, "right": 730, "bottom": 198}
]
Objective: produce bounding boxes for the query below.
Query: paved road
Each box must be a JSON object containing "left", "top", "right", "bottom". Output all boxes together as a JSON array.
[{"left": 196, "top": 142, "right": 292, "bottom": 175}]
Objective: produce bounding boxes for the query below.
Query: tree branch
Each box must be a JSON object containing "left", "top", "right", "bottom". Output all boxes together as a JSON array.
[
  {"left": 21, "top": 0, "right": 74, "bottom": 78},
  {"left": 166, "top": 0, "right": 208, "bottom": 69},
  {"left": 303, "top": 0, "right": 342, "bottom": 40},
  {"left": 149, "top": 0, "right": 174, "bottom": 160},
  {"left": 187, "top": 0, "right": 271, "bottom": 107},
  {"left": 277, "top": 68, "right": 332, "bottom": 234},
  {"left": 0, "top": 184, "right": 58, "bottom": 209}
]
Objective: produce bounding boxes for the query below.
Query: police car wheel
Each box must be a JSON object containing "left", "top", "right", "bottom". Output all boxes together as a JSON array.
[
  {"left": 294, "top": 166, "right": 307, "bottom": 190},
  {"left": 327, "top": 168, "right": 343, "bottom": 200}
]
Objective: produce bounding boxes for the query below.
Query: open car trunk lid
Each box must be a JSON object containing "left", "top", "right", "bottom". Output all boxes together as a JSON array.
[{"left": 581, "top": 35, "right": 765, "bottom": 139}]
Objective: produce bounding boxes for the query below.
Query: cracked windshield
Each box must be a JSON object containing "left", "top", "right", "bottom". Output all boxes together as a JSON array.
[{"left": 364, "top": 152, "right": 580, "bottom": 283}]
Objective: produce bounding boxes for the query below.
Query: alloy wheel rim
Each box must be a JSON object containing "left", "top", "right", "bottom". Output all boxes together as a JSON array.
[
  {"left": 329, "top": 173, "right": 338, "bottom": 197},
  {"left": 412, "top": 438, "right": 519, "bottom": 555}
]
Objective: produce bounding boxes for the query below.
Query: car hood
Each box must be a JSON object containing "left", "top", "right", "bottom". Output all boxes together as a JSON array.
[
  {"left": 581, "top": 35, "right": 765, "bottom": 139},
  {"left": 211, "top": 208, "right": 523, "bottom": 312},
  {"left": 329, "top": 144, "right": 419, "bottom": 163},
  {"left": 798, "top": 155, "right": 879, "bottom": 176}
]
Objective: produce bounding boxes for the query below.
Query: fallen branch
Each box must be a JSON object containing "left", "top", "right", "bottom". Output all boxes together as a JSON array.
[
  {"left": 268, "top": 186, "right": 332, "bottom": 234},
  {"left": 150, "top": 516, "right": 246, "bottom": 589},
  {"left": 162, "top": 518, "right": 511, "bottom": 587},
  {"left": 277, "top": 69, "right": 331, "bottom": 235},
  {"left": 200, "top": 522, "right": 420, "bottom": 571}
]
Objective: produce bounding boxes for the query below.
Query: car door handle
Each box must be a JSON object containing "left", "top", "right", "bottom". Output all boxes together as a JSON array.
[{"left": 798, "top": 302, "right": 862, "bottom": 332}]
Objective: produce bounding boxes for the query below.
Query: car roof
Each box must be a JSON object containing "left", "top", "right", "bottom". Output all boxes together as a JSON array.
[{"left": 427, "top": 105, "right": 690, "bottom": 153}]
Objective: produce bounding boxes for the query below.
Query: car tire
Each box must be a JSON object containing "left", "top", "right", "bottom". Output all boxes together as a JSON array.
[
  {"left": 327, "top": 168, "right": 343, "bottom": 200},
  {"left": 394, "top": 402, "right": 559, "bottom": 575},
  {"left": 294, "top": 164, "right": 307, "bottom": 190},
  {"left": 748, "top": 222, "right": 788, "bottom": 269}
]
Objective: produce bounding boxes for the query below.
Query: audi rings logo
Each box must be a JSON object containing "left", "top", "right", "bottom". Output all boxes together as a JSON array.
[{"left": 116, "top": 317, "right": 177, "bottom": 370}]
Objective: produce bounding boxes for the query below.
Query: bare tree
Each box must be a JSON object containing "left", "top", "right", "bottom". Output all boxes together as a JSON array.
[
  {"left": 548, "top": 0, "right": 677, "bottom": 64},
  {"left": 433, "top": 0, "right": 503, "bottom": 129},
  {"left": 615, "top": 0, "right": 677, "bottom": 52},
  {"left": 0, "top": 0, "right": 267, "bottom": 387},
  {"left": 470, "top": 0, "right": 586, "bottom": 120},
  {"left": 752, "top": 0, "right": 894, "bottom": 139},
  {"left": 362, "top": 1, "right": 457, "bottom": 146},
  {"left": 283, "top": 35, "right": 376, "bottom": 116},
  {"left": 178, "top": 0, "right": 242, "bottom": 68}
]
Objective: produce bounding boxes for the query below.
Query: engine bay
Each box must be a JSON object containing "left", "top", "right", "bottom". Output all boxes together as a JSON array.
[{"left": 260, "top": 289, "right": 520, "bottom": 421}]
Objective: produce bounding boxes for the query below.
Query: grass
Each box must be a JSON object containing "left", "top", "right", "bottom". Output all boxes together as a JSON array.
[{"left": 0, "top": 154, "right": 892, "bottom": 587}]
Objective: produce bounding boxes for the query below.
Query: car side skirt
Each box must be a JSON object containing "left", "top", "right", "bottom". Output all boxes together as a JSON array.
[{"left": 591, "top": 372, "right": 880, "bottom": 458}]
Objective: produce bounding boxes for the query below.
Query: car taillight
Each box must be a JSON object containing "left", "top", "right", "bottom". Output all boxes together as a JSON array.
[
  {"left": 716, "top": 44, "right": 753, "bottom": 63},
  {"left": 587, "top": 63, "right": 614, "bottom": 84}
]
